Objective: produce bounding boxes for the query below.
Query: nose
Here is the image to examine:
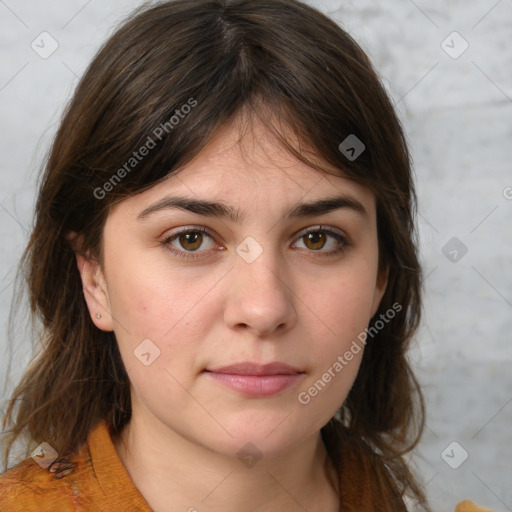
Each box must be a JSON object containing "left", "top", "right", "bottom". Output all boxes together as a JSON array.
[{"left": 223, "top": 244, "right": 297, "bottom": 337}]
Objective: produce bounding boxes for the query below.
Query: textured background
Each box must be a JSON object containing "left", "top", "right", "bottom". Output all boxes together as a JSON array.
[{"left": 0, "top": 1, "right": 511, "bottom": 511}]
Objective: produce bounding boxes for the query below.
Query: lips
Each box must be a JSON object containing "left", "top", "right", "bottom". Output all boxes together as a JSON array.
[
  {"left": 205, "top": 361, "right": 303, "bottom": 376},
  {"left": 204, "top": 362, "right": 305, "bottom": 398}
]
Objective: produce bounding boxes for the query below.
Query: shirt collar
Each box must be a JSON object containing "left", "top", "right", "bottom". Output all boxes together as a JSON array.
[{"left": 87, "top": 419, "right": 153, "bottom": 511}]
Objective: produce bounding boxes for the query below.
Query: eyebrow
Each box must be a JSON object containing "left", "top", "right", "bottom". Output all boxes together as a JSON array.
[{"left": 137, "top": 194, "right": 368, "bottom": 222}]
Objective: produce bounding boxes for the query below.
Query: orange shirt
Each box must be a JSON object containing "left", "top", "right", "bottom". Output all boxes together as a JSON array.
[
  {"left": 0, "top": 419, "right": 493, "bottom": 511},
  {"left": 0, "top": 420, "right": 150, "bottom": 511}
]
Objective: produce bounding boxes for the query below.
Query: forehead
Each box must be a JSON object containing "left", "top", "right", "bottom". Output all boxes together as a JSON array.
[
  {"left": 112, "top": 114, "right": 376, "bottom": 220},
  {"left": 179, "top": 114, "right": 337, "bottom": 186}
]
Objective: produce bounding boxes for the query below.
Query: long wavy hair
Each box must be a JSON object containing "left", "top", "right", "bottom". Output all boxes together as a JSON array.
[{"left": 2, "top": 0, "right": 429, "bottom": 509}]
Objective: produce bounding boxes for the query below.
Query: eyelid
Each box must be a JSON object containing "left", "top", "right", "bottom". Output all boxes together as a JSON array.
[
  {"left": 165, "top": 225, "right": 213, "bottom": 236},
  {"left": 162, "top": 224, "right": 347, "bottom": 242},
  {"left": 293, "top": 224, "right": 347, "bottom": 240}
]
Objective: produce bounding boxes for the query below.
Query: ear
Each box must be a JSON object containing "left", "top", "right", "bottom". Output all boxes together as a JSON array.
[
  {"left": 66, "top": 231, "right": 113, "bottom": 332},
  {"left": 370, "top": 263, "right": 389, "bottom": 318}
]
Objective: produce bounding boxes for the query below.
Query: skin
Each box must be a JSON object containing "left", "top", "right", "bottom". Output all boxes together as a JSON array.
[{"left": 74, "top": 114, "right": 388, "bottom": 512}]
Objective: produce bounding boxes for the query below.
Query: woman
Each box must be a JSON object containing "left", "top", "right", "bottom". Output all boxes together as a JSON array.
[{"left": 0, "top": 1, "right": 493, "bottom": 510}]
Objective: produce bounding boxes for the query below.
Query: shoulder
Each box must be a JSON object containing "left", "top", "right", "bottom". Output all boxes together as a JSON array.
[
  {"left": 0, "top": 458, "right": 68, "bottom": 511},
  {"left": 0, "top": 448, "right": 91, "bottom": 512}
]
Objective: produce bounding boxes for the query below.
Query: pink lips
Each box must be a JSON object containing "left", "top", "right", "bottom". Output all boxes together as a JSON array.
[{"left": 204, "top": 362, "right": 304, "bottom": 397}]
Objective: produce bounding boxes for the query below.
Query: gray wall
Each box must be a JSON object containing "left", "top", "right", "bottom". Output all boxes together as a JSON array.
[{"left": 0, "top": 1, "right": 510, "bottom": 510}]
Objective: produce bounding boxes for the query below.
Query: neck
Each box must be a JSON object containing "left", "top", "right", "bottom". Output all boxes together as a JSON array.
[{"left": 113, "top": 412, "right": 340, "bottom": 512}]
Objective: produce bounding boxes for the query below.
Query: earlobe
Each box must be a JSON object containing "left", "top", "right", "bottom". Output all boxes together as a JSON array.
[{"left": 67, "top": 232, "right": 113, "bottom": 332}]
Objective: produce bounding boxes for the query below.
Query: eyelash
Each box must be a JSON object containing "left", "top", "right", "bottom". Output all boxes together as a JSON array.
[{"left": 160, "top": 225, "right": 350, "bottom": 261}]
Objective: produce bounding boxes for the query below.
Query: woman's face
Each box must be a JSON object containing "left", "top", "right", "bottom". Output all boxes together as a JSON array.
[{"left": 80, "top": 117, "right": 387, "bottom": 459}]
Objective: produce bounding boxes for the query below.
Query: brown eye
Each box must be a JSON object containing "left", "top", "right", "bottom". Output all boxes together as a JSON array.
[
  {"left": 162, "top": 227, "right": 217, "bottom": 260},
  {"left": 177, "top": 232, "right": 203, "bottom": 251},
  {"left": 294, "top": 227, "right": 348, "bottom": 256},
  {"left": 303, "top": 231, "right": 328, "bottom": 251}
]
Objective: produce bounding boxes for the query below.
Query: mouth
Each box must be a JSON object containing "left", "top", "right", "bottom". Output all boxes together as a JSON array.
[{"left": 203, "top": 361, "right": 305, "bottom": 397}]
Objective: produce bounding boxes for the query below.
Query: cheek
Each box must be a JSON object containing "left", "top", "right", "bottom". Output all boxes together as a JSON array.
[
  {"left": 312, "top": 259, "right": 380, "bottom": 338},
  {"left": 297, "top": 255, "right": 379, "bottom": 406},
  {"left": 296, "top": 283, "right": 370, "bottom": 421},
  {"left": 105, "top": 246, "right": 216, "bottom": 339},
  {"left": 103, "top": 248, "right": 225, "bottom": 396},
  {"left": 305, "top": 281, "right": 369, "bottom": 382}
]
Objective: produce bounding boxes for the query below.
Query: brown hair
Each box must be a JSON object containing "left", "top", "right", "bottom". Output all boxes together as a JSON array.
[{"left": 2, "top": 0, "right": 429, "bottom": 509}]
